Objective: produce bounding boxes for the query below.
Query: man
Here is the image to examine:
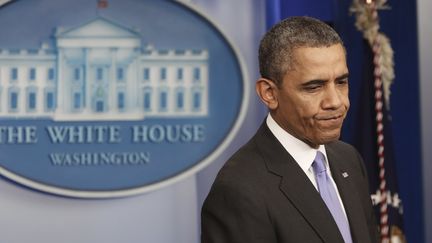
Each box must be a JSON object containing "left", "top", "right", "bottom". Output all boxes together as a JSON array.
[{"left": 201, "top": 16, "right": 379, "bottom": 243}]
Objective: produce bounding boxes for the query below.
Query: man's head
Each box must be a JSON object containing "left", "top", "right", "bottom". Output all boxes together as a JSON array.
[
  {"left": 256, "top": 16, "right": 350, "bottom": 148},
  {"left": 259, "top": 16, "right": 344, "bottom": 86}
]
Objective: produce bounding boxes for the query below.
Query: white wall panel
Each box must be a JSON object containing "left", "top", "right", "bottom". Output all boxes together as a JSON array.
[{"left": 418, "top": 0, "right": 432, "bottom": 242}]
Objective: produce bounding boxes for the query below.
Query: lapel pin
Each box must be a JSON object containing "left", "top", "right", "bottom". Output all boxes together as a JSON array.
[{"left": 342, "top": 172, "right": 349, "bottom": 178}]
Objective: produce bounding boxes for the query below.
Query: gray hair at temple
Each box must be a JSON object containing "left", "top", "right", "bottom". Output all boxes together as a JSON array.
[{"left": 258, "top": 16, "right": 344, "bottom": 86}]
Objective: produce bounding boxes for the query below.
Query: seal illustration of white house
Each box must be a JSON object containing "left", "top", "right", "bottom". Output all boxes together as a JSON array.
[
  {"left": 0, "top": 0, "right": 247, "bottom": 198},
  {"left": 0, "top": 16, "right": 209, "bottom": 121}
]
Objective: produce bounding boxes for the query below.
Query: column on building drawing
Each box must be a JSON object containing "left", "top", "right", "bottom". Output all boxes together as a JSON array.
[
  {"left": 31, "top": 65, "right": 39, "bottom": 114},
  {"left": 174, "top": 63, "right": 183, "bottom": 114},
  {"left": 139, "top": 53, "right": 152, "bottom": 115},
  {"left": 109, "top": 47, "right": 117, "bottom": 114},
  {"left": 45, "top": 58, "right": 56, "bottom": 116},
  {"left": 88, "top": 50, "right": 95, "bottom": 113},
  {"left": 0, "top": 57, "right": 7, "bottom": 114},
  {"left": 16, "top": 65, "right": 22, "bottom": 114},
  {"left": 164, "top": 62, "right": 172, "bottom": 115},
  {"left": 160, "top": 63, "right": 169, "bottom": 114},
  {"left": 0, "top": 63, "right": 3, "bottom": 113},
  {"left": 1, "top": 60, "right": 9, "bottom": 114},
  {"left": 199, "top": 62, "right": 208, "bottom": 115},
  {"left": 132, "top": 48, "right": 141, "bottom": 115},
  {"left": 6, "top": 64, "right": 13, "bottom": 114},
  {"left": 84, "top": 47, "right": 91, "bottom": 114},
  {"left": 27, "top": 64, "right": 36, "bottom": 114},
  {"left": 35, "top": 65, "right": 42, "bottom": 114},
  {"left": 36, "top": 53, "right": 55, "bottom": 116},
  {"left": 173, "top": 63, "right": 182, "bottom": 115},
  {"left": 62, "top": 49, "right": 73, "bottom": 114},
  {"left": 56, "top": 48, "right": 64, "bottom": 114}
]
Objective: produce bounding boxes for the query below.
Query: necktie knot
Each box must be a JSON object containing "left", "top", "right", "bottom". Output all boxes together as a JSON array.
[{"left": 312, "top": 151, "right": 327, "bottom": 174}]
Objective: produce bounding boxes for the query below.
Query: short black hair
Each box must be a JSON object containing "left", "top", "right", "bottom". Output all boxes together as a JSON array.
[{"left": 258, "top": 16, "right": 344, "bottom": 85}]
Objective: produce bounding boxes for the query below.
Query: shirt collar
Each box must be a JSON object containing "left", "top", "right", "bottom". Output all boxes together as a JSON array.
[{"left": 266, "top": 114, "right": 328, "bottom": 173}]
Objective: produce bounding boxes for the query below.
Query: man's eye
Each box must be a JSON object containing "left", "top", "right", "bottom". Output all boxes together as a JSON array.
[
  {"left": 337, "top": 79, "right": 349, "bottom": 85},
  {"left": 304, "top": 85, "right": 321, "bottom": 91}
]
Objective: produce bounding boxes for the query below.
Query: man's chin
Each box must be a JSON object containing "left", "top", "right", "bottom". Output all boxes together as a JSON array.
[
  {"left": 302, "top": 130, "right": 341, "bottom": 148},
  {"left": 316, "top": 132, "right": 341, "bottom": 144}
]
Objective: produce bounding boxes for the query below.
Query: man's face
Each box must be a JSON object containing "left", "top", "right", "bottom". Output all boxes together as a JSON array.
[{"left": 271, "top": 44, "right": 349, "bottom": 148}]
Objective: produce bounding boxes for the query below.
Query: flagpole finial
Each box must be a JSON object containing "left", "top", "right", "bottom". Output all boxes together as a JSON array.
[
  {"left": 350, "top": 0, "right": 394, "bottom": 109},
  {"left": 97, "top": 0, "right": 108, "bottom": 9}
]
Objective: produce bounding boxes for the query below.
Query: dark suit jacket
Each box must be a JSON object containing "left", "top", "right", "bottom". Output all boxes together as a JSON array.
[{"left": 201, "top": 122, "right": 379, "bottom": 243}]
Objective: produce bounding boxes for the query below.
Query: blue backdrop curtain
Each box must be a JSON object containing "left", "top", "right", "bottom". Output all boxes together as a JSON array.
[{"left": 264, "top": 1, "right": 423, "bottom": 242}]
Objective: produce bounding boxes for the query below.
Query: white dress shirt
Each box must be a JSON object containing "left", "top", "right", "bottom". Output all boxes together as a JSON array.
[{"left": 266, "top": 114, "right": 348, "bottom": 218}]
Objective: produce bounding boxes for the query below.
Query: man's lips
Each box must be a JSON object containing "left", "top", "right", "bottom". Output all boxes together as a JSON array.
[
  {"left": 315, "top": 114, "right": 345, "bottom": 127},
  {"left": 316, "top": 114, "right": 344, "bottom": 121}
]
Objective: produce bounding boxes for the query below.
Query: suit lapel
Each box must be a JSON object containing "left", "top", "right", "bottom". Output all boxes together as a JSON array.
[
  {"left": 326, "top": 143, "right": 372, "bottom": 243},
  {"left": 255, "top": 123, "right": 344, "bottom": 243}
]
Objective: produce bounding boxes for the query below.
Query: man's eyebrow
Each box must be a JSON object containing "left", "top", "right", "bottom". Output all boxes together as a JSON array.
[
  {"left": 335, "top": 73, "right": 349, "bottom": 80},
  {"left": 301, "top": 73, "right": 350, "bottom": 87},
  {"left": 301, "top": 79, "right": 326, "bottom": 86}
]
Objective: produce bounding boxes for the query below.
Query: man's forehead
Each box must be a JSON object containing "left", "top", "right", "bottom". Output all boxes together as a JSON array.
[
  {"left": 284, "top": 45, "right": 348, "bottom": 79},
  {"left": 291, "top": 44, "right": 345, "bottom": 64}
]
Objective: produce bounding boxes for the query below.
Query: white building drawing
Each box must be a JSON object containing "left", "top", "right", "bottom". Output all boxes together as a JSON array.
[{"left": 0, "top": 17, "right": 208, "bottom": 120}]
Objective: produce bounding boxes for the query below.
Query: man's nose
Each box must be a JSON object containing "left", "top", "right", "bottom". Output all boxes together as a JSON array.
[{"left": 321, "top": 85, "right": 343, "bottom": 109}]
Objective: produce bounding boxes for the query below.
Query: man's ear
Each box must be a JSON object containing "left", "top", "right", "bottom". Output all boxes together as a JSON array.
[{"left": 256, "top": 78, "right": 278, "bottom": 110}]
